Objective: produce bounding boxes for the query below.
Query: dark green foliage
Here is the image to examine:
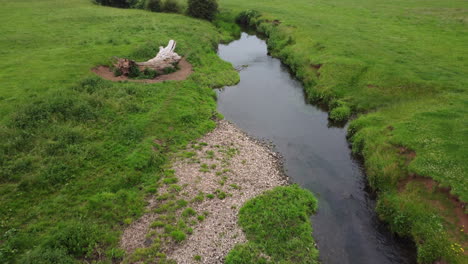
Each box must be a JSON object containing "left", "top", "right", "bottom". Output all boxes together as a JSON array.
[
  {"left": 163, "top": 66, "right": 177, "bottom": 74},
  {"left": 46, "top": 221, "right": 101, "bottom": 257},
  {"left": 226, "top": 185, "right": 319, "bottom": 264},
  {"left": 19, "top": 248, "right": 75, "bottom": 264},
  {"left": 235, "top": 10, "right": 260, "bottom": 26},
  {"left": 128, "top": 64, "right": 141, "bottom": 78},
  {"left": 187, "top": 0, "right": 218, "bottom": 21},
  {"left": 141, "top": 68, "right": 159, "bottom": 79},
  {"left": 95, "top": 0, "right": 131, "bottom": 8},
  {"left": 146, "top": 0, "right": 162, "bottom": 12},
  {"left": 162, "top": 0, "right": 182, "bottom": 13}
]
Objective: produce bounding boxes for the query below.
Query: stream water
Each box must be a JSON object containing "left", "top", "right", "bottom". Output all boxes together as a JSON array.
[{"left": 216, "top": 32, "right": 417, "bottom": 264}]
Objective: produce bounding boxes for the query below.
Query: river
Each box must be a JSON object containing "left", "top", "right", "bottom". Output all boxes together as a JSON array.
[{"left": 216, "top": 32, "right": 416, "bottom": 264}]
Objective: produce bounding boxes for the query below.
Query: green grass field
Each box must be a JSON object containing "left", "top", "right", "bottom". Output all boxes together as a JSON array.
[
  {"left": 0, "top": 0, "right": 241, "bottom": 262},
  {"left": 217, "top": 0, "right": 467, "bottom": 262},
  {"left": 1, "top": 0, "right": 467, "bottom": 263}
]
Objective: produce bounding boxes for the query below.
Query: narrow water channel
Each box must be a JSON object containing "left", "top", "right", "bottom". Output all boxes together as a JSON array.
[{"left": 216, "top": 32, "right": 416, "bottom": 264}]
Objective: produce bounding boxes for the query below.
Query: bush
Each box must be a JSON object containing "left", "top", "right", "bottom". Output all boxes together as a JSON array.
[
  {"left": 94, "top": 0, "right": 131, "bottom": 8},
  {"left": 235, "top": 10, "right": 261, "bottom": 25},
  {"left": 162, "top": 0, "right": 181, "bottom": 13},
  {"left": 146, "top": 0, "right": 162, "bottom": 12},
  {"left": 187, "top": 0, "right": 218, "bottom": 21}
]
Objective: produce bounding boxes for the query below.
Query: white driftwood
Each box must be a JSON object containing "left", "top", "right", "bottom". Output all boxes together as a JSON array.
[{"left": 137, "top": 40, "right": 181, "bottom": 70}]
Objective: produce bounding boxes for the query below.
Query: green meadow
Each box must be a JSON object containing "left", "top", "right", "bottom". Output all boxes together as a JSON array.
[
  {"left": 0, "top": 0, "right": 240, "bottom": 262},
  {"left": 1, "top": 0, "right": 467, "bottom": 263}
]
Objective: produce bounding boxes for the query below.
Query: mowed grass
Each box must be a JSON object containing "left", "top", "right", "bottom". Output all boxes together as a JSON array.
[
  {"left": 217, "top": 0, "right": 467, "bottom": 262},
  {"left": 0, "top": 0, "right": 239, "bottom": 262}
]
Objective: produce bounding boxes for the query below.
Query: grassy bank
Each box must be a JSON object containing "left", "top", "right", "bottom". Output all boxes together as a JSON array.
[
  {"left": 0, "top": 0, "right": 239, "bottom": 262},
  {"left": 216, "top": 0, "right": 467, "bottom": 262},
  {"left": 226, "top": 185, "right": 319, "bottom": 264}
]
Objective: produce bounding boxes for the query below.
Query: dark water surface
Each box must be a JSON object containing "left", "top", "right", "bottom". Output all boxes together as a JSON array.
[{"left": 216, "top": 32, "right": 416, "bottom": 264}]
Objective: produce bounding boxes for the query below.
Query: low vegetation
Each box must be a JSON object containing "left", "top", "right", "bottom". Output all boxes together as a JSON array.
[
  {"left": 226, "top": 185, "right": 319, "bottom": 264},
  {"left": 95, "top": 0, "right": 218, "bottom": 20},
  {"left": 1, "top": 0, "right": 466, "bottom": 263},
  {"left": 0, "top": 0, "right": 238, "bottom": 262},
  {"left": 187, "top": 0, "right": 219, "bottom": 21}
]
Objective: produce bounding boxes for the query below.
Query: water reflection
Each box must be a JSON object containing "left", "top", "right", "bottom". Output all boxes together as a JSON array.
[{"left": 216, "top": 32, "right": 416, "bottom": 264}]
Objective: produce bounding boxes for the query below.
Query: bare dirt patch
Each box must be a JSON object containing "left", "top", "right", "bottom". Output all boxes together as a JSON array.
[
  {"left": 92, "top": 58, "right": 193, "bottom": 83},
  {"left": 400, "top": 174, "right": 467, "bottom": 235},
  {"left": 397, "top": 146, "right": 467, "bottom": 236},
  {"left": 120, "top": 120, "right": 287, "bottom": 263}
]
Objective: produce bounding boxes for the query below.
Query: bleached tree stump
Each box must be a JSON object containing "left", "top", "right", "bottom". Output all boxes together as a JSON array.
[
  {"left": 137, "top": 40, "right": 181, "bottom": 70},
  {"left": 113, "top": 40, "right": 182, "bottom": 76}
]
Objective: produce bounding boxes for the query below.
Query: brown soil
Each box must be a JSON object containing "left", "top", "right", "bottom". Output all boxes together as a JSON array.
[
  {"left": 91, "top": 58, "right": 193, "bottom": 83},
  {"left": 311, "top": 63, "right": 322, "bottom": 77},
  {"left": 399, "top": 174, "right": 467, "bottom": 235},
  {"left": 396, "top": 146, "right": 467, "bottom": 235}
]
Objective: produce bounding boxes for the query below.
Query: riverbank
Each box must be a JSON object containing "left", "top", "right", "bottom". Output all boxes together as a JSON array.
[
  {"left": 120, "top": 120, "right": 318, "bottom": 263},
  {"left": 215, "top": 5, "right": 467, "bottom": 263}
]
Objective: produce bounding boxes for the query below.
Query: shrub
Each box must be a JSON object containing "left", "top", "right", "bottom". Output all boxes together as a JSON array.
[
  {"left": 94, "top": 0, "right": 131, "bottom": 8},
  {"left": 162, "top": 0, "right": 181, "bottom": 13},
  {"left": 146, "top": 0, "right": 162, "bottom": 12},
  {"left": 128, "top": 64, "right": 141, "bottom": 78},
  {"left": 235, "top": 10, "right": 261, "bottom": 25},
  {"left": 187, "top": 0, "right": 218, "bottom": 21}
]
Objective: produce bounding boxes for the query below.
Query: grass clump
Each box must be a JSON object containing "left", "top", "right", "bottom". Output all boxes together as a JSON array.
[
  {"left": 182, "top": 207, "right": 197, "bottom": 217},
  {"left": 170, "top": 230, "right": 186, "bottom": 242},
  {"left": 225, "top": 185, "right": 319, "bottom": 263},
  {"left": 215, "top": 189, "right": 227, "bottom": 199}
]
